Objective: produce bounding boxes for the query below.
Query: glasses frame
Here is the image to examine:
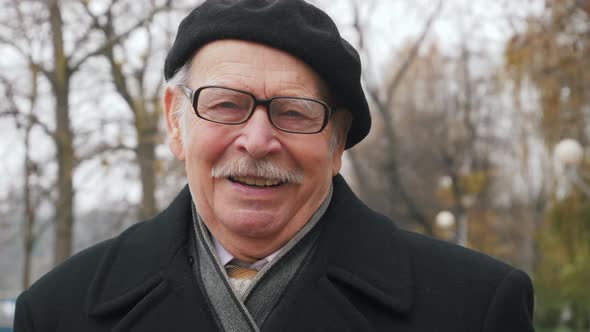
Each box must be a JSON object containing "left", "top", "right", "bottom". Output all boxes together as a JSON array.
[{"left": 178, "top": 84, "right": 335, "bottom": 134}]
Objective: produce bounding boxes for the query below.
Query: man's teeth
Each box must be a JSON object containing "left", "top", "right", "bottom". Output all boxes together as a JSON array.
[{"left": 232, "top": 176, "right": 282, "bottom": 187}]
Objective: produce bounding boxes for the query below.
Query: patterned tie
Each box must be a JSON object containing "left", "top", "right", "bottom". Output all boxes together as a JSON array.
[{"left": 225, "top": 263, "right": 258, "bottom": 280}]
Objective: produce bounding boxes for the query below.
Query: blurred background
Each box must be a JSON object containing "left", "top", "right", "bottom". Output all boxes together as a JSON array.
[{"left": 0, "top": 0, "right": 588, "bottom": 330}]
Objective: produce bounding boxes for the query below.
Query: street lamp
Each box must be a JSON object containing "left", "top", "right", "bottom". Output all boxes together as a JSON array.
[
  {"left": 436, "top": 210, "right": 466, "bottom": 245},
  {"left": 436, "top": 209, "right": 470, "bottom": 246},
  {"left": 437, "top": 171, "right": 475, "bottom": 247},
  {"left": 555, "top": 138, "right": 590, "bottom": 198},
  {"left": 555, "top": 138, "right": 583, "bottom": 166},
  {"left": 0, "top": 299, "right": 15, "bottom": 328},
  {"left": 436, "top": 210, "right": 455, "bottom": 229}
]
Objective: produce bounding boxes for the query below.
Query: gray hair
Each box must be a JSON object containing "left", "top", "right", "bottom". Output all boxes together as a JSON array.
[
  {"left": 166, "top": 62, "right": 193, "bottom": 145},
  {"left": 165, "top": 61, "right": 348, "bottom": 151}
]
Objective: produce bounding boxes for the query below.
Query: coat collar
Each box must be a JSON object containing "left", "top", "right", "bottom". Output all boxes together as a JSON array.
[
  {"left": 262, "top": 175, "right": 413, "bottom": 331},
  {"left": 320, "top": 174, "right": 413, "bottom": 314},
  {"left": 85, "top": 186, "right": 194, "bottom": 316},
  {"left": 85, "top": 175, "right": 413, "bottom": 329}
]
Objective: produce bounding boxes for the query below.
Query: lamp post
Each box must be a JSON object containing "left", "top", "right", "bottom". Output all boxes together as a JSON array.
[
  {"left": 436, "top": 209, "right": 469, "bottom": 246},
  {"left": 555, "top": 138, "right": 590, "bottom": 199},
  {"left": 456, "top": 195, "right": 476, "bottom": 247},
  {"left": 436, "top": 174, "right": 474, "bottom": 247}
]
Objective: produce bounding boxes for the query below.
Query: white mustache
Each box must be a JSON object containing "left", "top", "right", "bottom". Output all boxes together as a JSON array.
[{"left": 211, "top": 157, "right": 304, "bottom": 184}]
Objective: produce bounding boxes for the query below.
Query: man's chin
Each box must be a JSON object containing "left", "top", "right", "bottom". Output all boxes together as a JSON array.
[{"left": 215, "top": 210, "right": 291, "bottom": 239}]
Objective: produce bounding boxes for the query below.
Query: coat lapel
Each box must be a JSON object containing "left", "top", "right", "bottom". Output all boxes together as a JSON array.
[
  {"left": 262, "top": 175, "right": 414, "bottom": 331},
  {"left": 85, "top": 186, "right": 218, "bottom": 332}
]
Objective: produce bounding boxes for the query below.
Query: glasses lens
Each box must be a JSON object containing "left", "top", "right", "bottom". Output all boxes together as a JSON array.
[
  {"left": 196, "top": 87, "right": 253, "bottom": 124},
  {"left": 269, "top": 98, "right": 327, "bottom": 133}
]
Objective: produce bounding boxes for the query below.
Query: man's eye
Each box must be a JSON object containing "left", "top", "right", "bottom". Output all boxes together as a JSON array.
[
  {"left": 213, "top": 101, "right": 242, "bottom": 109},
  {"left": 281, "top": 110, "right": 306, "bottom": 118}
]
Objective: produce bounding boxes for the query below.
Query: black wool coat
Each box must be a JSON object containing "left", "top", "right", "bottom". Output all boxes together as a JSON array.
[{"left": 14, "top": 175, "right": 534, "bottom": 331}]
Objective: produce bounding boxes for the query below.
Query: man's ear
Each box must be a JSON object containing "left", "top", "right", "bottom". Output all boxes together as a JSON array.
[
  {"left": 330, "top": 111, "right": 351, "bottom": 176},
  {"left": 164, "top": 87, "right": 186, "bottom": 161},
  {"left": 331, "top": 143, "right": 344, "bottom": 176}
]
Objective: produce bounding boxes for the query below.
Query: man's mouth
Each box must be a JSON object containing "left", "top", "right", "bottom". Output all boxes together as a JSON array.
[{"left": 228, "top": 176, "right": 285, "bottom": 188}]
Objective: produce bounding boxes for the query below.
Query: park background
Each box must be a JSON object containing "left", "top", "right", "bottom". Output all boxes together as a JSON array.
[{"left": 0, "top": 0, "right": 588, "bottom": 330}]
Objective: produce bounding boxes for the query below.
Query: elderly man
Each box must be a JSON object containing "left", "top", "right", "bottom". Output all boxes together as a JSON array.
[{"left": 14, "top": 0, "right": 534, "bottom": 331}]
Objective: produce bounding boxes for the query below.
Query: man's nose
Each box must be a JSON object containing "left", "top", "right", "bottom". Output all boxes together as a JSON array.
[{"left": 235, "top": 107, "right": 281, "bottom": 158}]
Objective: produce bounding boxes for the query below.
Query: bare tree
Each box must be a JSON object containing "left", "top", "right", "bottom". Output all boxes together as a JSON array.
[
  {"left": 347, "top": 0, "right": 443, "bottom": 233},
  {"left": 21, "top": 70, "right": 38, "bottom": 288},
  {"left": 79, "top": 0, "right": 177, "bottom": 220},
  {"left": 0, "top": 0, "right": 177, "bottom": 265},
  {"left": 0, "top": 0, "right": 46, "bottom": 287}
]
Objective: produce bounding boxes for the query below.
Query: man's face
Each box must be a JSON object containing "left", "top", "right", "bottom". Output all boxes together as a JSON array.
[{"left": 165, "top": 40, "right": 345, "bottom": 258}]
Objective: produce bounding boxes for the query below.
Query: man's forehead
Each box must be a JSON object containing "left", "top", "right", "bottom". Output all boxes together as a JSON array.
[
  {"left": 189, "top": 40, "right": 330, "bottom": 97},
  {"left": 191, "top": 40, "right": 312, "bottom": 72}
]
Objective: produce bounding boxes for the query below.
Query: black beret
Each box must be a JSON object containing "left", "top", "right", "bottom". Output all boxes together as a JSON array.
[{"left": 164, "top": 0, "right": 371, "bottom": 149}]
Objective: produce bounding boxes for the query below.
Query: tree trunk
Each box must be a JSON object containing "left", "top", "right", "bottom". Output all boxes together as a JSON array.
[
  {"left": 346, "top": 149, "right": 368, "bottom": 198},
  {"left": 48, "top": 0, "right": 75, "bottom": 265},
  {"left": 54, "top": 84, "right": 74, "bottom": 264},
  {"left": 380, "top": 106, "right": 433, "bottom": 234},
  {"left": 22, "top": 120, "right": 35, "bottom": 288},
  {"left": 136, "top": 112, "right": 158, "bottom": 220},
  {"left": 104, "top": 44, "right": 160, "bottom": 221}
]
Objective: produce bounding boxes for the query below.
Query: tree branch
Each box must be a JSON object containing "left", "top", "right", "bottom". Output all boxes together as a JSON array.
[
  {"left": 76, "top": 143, "right": 135, "bottom": 166},
  {"left": 70, "top": 3, "right": 172, "bottom": 74},
  {"left": 383, "top": 0, "right": 443, "bottom": 110}
]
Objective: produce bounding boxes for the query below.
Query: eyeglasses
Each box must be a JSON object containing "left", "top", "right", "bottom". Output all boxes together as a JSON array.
[{"left": 178, "top": 85, "right": 335, "bottom": 134}]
